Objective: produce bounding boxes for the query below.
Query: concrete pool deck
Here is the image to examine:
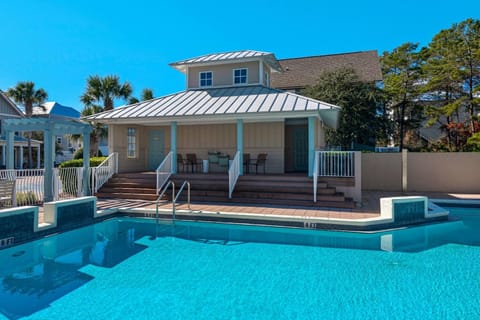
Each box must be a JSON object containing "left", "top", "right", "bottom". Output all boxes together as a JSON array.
[{"left": 94, "top": 191, "right": 480, "bottom": 220}]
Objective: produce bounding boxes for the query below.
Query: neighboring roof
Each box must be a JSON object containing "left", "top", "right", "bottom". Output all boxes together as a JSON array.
[
  {"left": 170, "top": 50, "right": 283, "bottom": 73},
  {"left": 0, "top": 135, "right": 42, "bottom": 146},
  {"left": 33, "top": 101, "right": 80, "bottom": 118},
  {"left": 85, "top": 85, "right": 340, "bottom": 128},
  {"left": 0, "top": 90, "right": 25, "bottom": 118},
  {"left": 271, "top": 50, "right": 383, "bottom": 90}
]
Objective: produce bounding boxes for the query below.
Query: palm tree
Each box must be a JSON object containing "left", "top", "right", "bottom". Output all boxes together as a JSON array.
[
  {"left": 141, "top": 88, "right": 154, "bottom": 101},
  {"left": 81, "top": 75, "right": 132, "bottom": 111},
  {"left": 80, "top": 75, "right": 132, "bottom": 156},
  {"left": 6, "top": 81, "right": 48, "bottom": 168}
]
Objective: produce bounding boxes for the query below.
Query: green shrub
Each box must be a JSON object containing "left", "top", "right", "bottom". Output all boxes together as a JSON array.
[
  {"left": 16, "top": 192, "right": 38, "bottom": 206},
  {"left": 59, "top": 157, "right": 107, "bottom": 168},
  {"left": 73, "top": 148, "right": 103, "bottom": 160}
]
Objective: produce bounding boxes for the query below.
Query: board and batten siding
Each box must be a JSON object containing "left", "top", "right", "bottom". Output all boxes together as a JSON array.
[
  {"left": 0, "top": 94, "right": 22, "bottom": 117},
  {"left": 187, "top": 61, "right": 260, "bottom": 89},
  {"left": 112, "top": 125, "right": 171, "bottom": 172}
]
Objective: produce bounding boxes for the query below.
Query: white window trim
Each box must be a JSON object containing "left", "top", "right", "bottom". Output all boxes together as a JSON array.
[
  {"left": 233, "top": 68, "right": 248, "bottom": 85},
  {"left": 199, "top": 71, "right": 213, "bottom": 88},
  {"left": 127, "top": 127, "right": 137, "bottom": 159}
]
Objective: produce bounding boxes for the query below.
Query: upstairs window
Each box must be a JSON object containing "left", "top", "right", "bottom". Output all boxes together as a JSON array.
[
  {"left": 127, "top": 128, "right": 136, "bottom": 158},
  {"left": 199, "top": 71, "right": 212, "bottom": 87},
  {"left": 56, "top": 136, "right": 62, "bottom": 145},
  {"left": 234, "top": 68, "right": 248, "bottom": 84}
]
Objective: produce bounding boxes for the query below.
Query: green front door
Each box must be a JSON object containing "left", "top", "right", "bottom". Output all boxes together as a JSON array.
[
  {"left": 293, "top": 127, "right": 308, "bottom": 172},
  {"left": 148, "top": 130, "right": 165, "bottom": 170}
]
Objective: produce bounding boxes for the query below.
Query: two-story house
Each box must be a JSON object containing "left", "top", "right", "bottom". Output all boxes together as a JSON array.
[{"left": 86, "top": 50, "right": 341, "bottom": 175}]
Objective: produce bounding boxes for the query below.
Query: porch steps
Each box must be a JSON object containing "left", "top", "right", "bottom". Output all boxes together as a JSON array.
[{"left": 96, "top": 172, "right": 355, "bottom": 209}]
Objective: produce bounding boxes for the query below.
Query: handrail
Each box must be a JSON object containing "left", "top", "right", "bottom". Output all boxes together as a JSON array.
[
  {"left": 228, "top": 151, "right": 241, "bottom": 199},
  {"left": 92, "top": 152, "right": 118, "bottom": 194},
  {"left": 156, "top": 151, "right": 173, "bottom": 194},
  {"left": 174, "top": 180, "right": 191, "bottom": 211},
  {"left": 313, "top": 150, "right": 320, "bottom": 203},
  {"left": 156, "top": 180, "right": 175, "bottom": 227}
]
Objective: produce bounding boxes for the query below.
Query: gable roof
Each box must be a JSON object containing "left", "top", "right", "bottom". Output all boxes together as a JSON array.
[
  {"left": 0, "top": 90, "right": 25, "bottom": 118},
  {"left": 33, "top": 101, "right": 80, "bottom": 119},
  {"left": 85, "top": 85, "right": 340, "bottom": 128},
  {"left": 170, "top": 50, "right": 283, "bottom": 73},
  {"left": 271, "top": 50, "right": 383, "bottom": 91}
]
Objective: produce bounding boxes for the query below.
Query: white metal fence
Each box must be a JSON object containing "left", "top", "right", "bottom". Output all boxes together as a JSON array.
[
  {"left": 156, "top": 151, "right": 173, "bottom": 194},
  {"left": 0, "top": 152, "right": 119, "bottom": 207},
  {"left": 228, "top": 151, "right": 241, "bottom": 199}
]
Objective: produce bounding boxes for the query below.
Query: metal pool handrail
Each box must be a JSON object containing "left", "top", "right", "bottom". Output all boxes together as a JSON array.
[
  {"left": 156, "top": 180, "right": 175, "bottom": 226},
  {"left": 174, "top": 180, "right": 191, "bottom": 211}
]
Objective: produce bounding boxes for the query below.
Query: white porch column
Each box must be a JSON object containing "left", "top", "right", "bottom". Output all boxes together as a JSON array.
[
  {"left": 19, "top": 146, "right": 24, "bottom": 169},
  {"left": 171, "top": 121, "right": 177, "bottom": 174},
  {"left": 37, "top": 146, "right": 41, "bottom": 168},
  {"left": 6, "top": 131, "right": 14, "bottom": 169},
  {"left": 237, "top": 119, "right": 243, "bottom": 175},
  {"left": 1, "top": 145, "right": 5, "bottom": 166},
  {"left": 308, "top": 116, "right": 315, "bottom": 177},
  {"left": 82, "top": 127, "right": 91, "bottom": 196},
  {"left": 44, "top": 127, "right": 54, "bottom": 202}
]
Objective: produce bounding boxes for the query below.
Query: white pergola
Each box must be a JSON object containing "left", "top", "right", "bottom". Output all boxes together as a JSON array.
[{"left": 2, "top": 117, "right": 92, "bottom": 201}]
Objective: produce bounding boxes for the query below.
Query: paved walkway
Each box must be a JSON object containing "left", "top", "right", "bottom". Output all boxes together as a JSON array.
[{"left": 96, "top": 191, "right": 480, "bottom": 221}]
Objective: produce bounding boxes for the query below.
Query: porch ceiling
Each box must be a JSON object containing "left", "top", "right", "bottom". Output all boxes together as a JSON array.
[{"left": 85, "top": 85, "right": 341, "bottom": 129}]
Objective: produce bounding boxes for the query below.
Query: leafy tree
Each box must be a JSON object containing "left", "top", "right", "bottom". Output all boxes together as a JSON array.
[
  {"left": 80, "top": 75, "right": 132, "bottom": 155},
  {"left": 6, "top": 81, "right": 48, "bottom": 168},
  {"left": 381, "top": 43, "right": 424, "bottom": 151},
  {"left": 419, "top": 18, "right": 480, "bottom": 151},
  {"left": 302, "top": 68, "right": 387, "bottom": 149}
]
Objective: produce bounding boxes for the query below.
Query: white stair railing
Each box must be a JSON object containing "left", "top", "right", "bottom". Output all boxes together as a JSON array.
[
  {"left": 313, "top": 151, "right": 355, "bottom": 203},
  {"left": 317, "top": 151, "right": 355, "bottom": 177},
  {"left": 228, "top": 151, "right": 241, "bottom": 199},
  {"left": 156, "top": 151, "right": 173, "bottom": 194},
  {"left": 313, "top": 151, "right": 320, "bottom": 203},
  {"left": 92, "top": 152, "right": 118, "bottom": 194}
]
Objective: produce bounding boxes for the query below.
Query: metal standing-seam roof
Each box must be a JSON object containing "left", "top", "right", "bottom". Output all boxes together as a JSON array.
[
  {"left": 170, "top": 50, "right": 283, "bottom": 73},
  {"left": 85, "top": 85, "right": 340, "bottom": 128}
]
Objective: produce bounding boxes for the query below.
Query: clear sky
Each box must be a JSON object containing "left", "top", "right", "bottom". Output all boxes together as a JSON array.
[{"left": 1, "top": 0, "right": 478, "bottom": 111}]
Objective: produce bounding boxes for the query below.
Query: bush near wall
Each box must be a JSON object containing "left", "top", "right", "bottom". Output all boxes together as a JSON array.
[
  {"left": 59, "top": 157, "right": 106, "bottom": 168},
  {"left": 59, "top": 157, "right": 107, "bottom": 195}
]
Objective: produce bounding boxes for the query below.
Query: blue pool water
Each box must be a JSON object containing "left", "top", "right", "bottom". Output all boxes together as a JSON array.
[{"left": 0, "top": 206, "right": 479, "bottom": 319}]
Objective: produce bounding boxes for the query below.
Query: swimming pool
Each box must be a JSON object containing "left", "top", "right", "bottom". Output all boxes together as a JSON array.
[{"left": 0, "top": 206, "right": 479, "bottom": 319}]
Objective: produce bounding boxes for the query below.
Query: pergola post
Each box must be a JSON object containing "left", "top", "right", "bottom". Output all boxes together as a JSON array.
[
  {"left": 1, "top": 145, "right": 5, "bottom": 167},
  {"left": 237, "top": 119, "right": 243, "bottom": 175},
  {"left": 171, "top": 121, "right": 177, "bottom": 174},
  {"left": 19, "top": 146, "right": 23, "bottom": 169},
  {"left": 308, "top": 116, "right": 315, "bottom": 177},
  {"left": 82, "top": 127, "right": 90, "bottom": 196},
  {"left": 37, "top": 146, "right": 41, "bottom": 168},
  {"left": 6, "top": 130, "right": 14, "bottom": 169},
  {"left": 44, "top": 126, "right": 54, "bottom": 202}
]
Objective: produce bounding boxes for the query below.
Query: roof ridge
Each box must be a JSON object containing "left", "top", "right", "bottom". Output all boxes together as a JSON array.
[{"left": 279, "top": 50, "right": 378, "bottom": 61}]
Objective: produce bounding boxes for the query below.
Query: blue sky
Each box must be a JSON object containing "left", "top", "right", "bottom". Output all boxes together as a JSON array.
[{"left": 1, "top": 0, "right": 478, "bottom": 111}]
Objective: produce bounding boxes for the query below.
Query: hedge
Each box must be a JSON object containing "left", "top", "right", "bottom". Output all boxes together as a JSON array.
[{"left": 59, "top": 157, "right": 107, "bottom": 168}]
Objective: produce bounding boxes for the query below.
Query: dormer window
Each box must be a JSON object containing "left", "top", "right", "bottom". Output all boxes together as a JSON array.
[
  {"left": 233, "top": 68, "right": 248, "bottom": 85},
  {"left": 199, "top": 71, "right": 212, "bottom": 87}
]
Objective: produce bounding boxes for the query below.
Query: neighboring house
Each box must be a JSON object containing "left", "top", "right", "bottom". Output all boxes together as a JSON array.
[
  {"left": 86, "top": 50, "right": 341, "bottom": 175},
  {"left": 0, "top": 90, "right": 42, "bottom": 168},
  {"left": 271, "top": 50, "right": 383, "bottom": 93},
  {"left": 33, "top": 101, "right": 81, "bottom": 163}
]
